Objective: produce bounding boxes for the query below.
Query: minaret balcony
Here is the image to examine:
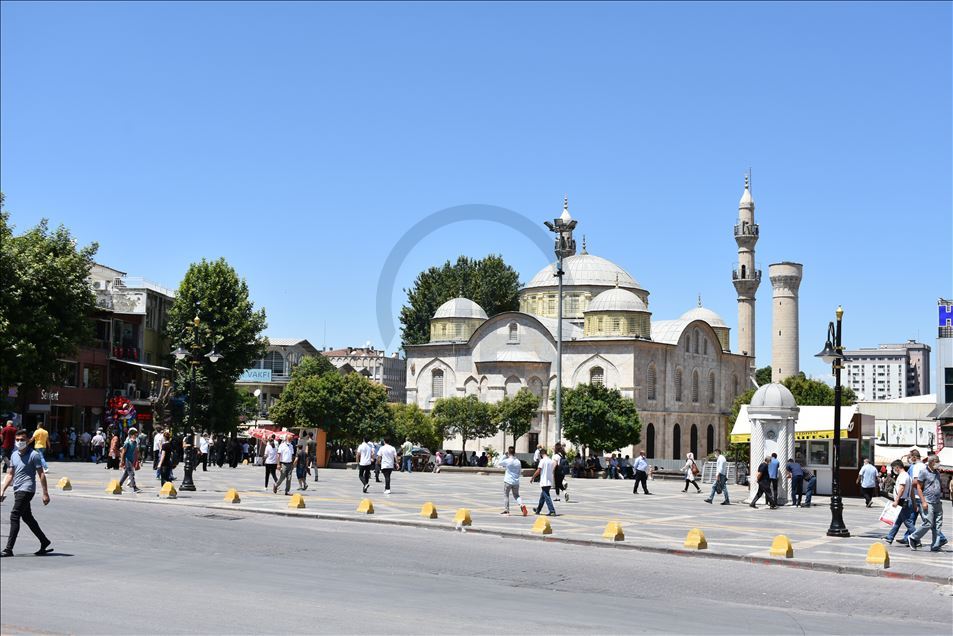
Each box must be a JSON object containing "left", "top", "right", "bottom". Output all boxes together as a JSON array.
[
  {"left": 732, "top": 268, "right": 762, "bottom": 283},
  {"left": 734, "top": 222, "right": 759, "bottom": 238}
]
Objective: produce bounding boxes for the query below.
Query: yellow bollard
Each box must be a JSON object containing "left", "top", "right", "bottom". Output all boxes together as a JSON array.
[
  {"left": 684, "top": 528, "right": 708, "bottom": 550},
  {"left": 160, "top": 482, "right": 177, "bottom": 499},
  {"left": 223, "top": 488, "right": 241, "bottom": 504},
  {"left": 242, "top": 459, "right": 249, "bottom": 465},
  {"left": 453, "top": 508, "right": 472, "bottom": 526},
  {"left": 57, "top": 477, "right": 72, "bottom": 491},
  {"left": 531, "top": 517, "right": 553, "bottom": 535},
  {"left": 288, "top": 493, "right": 306, "bottom": 508},
  {"left": 866, "top": 542, "right": 890, "bottom": 568},
  {"left": 769, "top": 535, "right": 793, "bottom": 558},
  {"left": 420, "top": 502, "right": 438, "bottom": 519},
  {"left": 105, "top": 479, "right": 122, "bottom": 495},
  {"left": 602, "top": 520, "right": 624, "bottom": 541},
  {"left": 357, "top": 498, "right": 374, "bottom": 514}
]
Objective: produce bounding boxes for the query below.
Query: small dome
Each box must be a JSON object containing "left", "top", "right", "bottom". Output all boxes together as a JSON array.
[
  {"left": 750, "top": 383, "right": 796, "bottom": 409},
  {"left": 525, "top": 254, "right": 642, "bottom": 290},
  {"left": 433, "top": 297, "right": 488, "bottom": 320},
  {"left": 680, "top": 306, "right": 728, "bottom": 328},
  {"left": 585, "top": 288, "right": 648, "bottom": 313}
]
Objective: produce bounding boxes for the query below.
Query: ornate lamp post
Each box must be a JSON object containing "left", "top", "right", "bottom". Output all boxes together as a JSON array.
[
  {"left": 815, "top": 305, "right": 849, "bottom": 537},
  {"left": 172, "top": 315, "right": 222, "bottom": 491},
  {"left": 544, "top": 198, "right": 577, "bottom": 446}
]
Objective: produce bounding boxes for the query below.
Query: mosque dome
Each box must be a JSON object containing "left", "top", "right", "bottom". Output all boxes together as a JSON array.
[
  {"left": 524, "top": 254, "right": 642, "bottom": 291},
  {"left": 680, "top": 305, "right": 728, "bottom": 328},
  {"left": 433, "top": 297, "right": 488, "bottom": 320},
  {"left": 750, "top": 383, "right": 796, "bottom": 409},
  {"left": 586, "top": 288, "right": 648, "bottom": 313}
]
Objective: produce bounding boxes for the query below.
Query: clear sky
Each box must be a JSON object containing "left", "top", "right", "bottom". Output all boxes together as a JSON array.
[{"left": 2, "top": 1, "right": 950, "bottom": 387}]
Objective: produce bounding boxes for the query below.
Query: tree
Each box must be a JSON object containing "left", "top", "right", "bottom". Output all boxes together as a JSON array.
[
  {"left": 399, "top": 255, "right": 520, "bottom": 348},
  {"left": 561, "top": 383, "right": 641, "bottom": 455},
  {"left": 390, "top": 403, "right": 441, "bottom": 451},
  {"left": 166, "top": 258, "right": 267, "bottom": 433},
  {"left": 293, "top": 354, "right": 336, "bottom": 380},
  {"left": 0, "top": 197, "right": 99, "bottom": 411},
  {"left": 431, "top": 395, "right": 495, "bottom": 455},
  {"left": 493, "top": 388, "right": 540, "bottom": 449},
  {"left": 755, "top": 365, "right": 773, "bottom": 387},
  {"left": 729, "top": 372, "right": 858, "bottom": 429}
]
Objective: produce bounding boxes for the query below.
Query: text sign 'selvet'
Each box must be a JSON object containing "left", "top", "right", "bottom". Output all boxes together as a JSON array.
[{"left": 238, "top": 369, "right": 272, "bottom": 382}]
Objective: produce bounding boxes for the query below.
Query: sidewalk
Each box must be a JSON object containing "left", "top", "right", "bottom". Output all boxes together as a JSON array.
[{"left": 47, "top": 460, "right": 953, "bottom": 584}]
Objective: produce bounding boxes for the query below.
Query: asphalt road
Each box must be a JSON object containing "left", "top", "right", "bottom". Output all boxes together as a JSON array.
[{"left": 1, "top": 496, "right": 950, "bottom": 635}]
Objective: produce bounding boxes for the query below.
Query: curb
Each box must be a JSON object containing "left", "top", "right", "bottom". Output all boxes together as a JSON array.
[{"left": 62, "top": 492, "right": 953, "bottom": 586}]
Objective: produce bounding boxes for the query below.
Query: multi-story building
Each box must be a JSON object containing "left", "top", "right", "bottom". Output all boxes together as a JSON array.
[
  {"left": 842, "top": 340, "right": 932, "bottom": 401},
  {"left": 929, "top": 299, "right": 953, "bottom": 466},
  {"left": 322, "top": 346, "right": 407, "bottom": 403},
  {"left": 235, "top": 338, "right": 321, "bottom": 418}
]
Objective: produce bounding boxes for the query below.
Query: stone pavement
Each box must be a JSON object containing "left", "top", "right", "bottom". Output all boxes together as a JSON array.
[{"left": 45, "top": 460, "right": 952, "bottom": 583}]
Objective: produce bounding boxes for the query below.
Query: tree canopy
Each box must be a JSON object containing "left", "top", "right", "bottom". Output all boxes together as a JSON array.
[
  {"left": 0, "top": 196, "right": 98, "bottom": 410},
  {"left": 561, "top": 383, "right": 641, "bottom": 455},
  {"left": 431, "top": 395, "right": 495, "bottom": 454},
  {"left": 389, "top": 402, "right": 441, "bottom": 451},
  {"left": 493, "top": 388, "right": 540, "bottom": 449},
  {"left": 166, "top": 258, "right": 267, "bottom": 432},
  {"left": 755, "top": 365, "right": 773, "bottom": 387},
  {"left": 399, "top": 255, "right": 520, "bottom": 348}
]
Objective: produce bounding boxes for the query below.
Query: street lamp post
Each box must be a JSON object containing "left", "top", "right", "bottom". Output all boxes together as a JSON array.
[
  {"left": 172, "top": 314, "right": 223, "bottom": 492},
  {"left": 544, "top": 198, "right": 577, "bottom": 447},
  {"left": 815, "top": 305, "right": 850, "bottom": 538}
]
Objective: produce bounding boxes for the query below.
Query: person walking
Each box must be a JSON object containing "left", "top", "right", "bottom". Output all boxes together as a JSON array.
[
  {"left": 0, "top": 429, "right": 53, "bottom": 557},
  {"left": 152, "top": 428, "right": 164, "bottom": 476},
  {"left": 531, "top": 444, "right": 542, "bottom": 483},
  {"left": 118, "top": 428, "right": 142, "bottom": 493},
  {"left": 372, "top": 440, "right": 382, "bottom": 483},
  {"left": 79, "top": 429, "right": 91, "bottom": 462},
  {"left": 750, "top": 455, "right": 776, "bottom": 509},
  {"left": 156, "top": 431, "right": 174, "bottom": 486},
  {"left": 786, "top": 458, "right": 804, "bottom": 507},
  {"left": 295, "top": 437, "right": 309, "bottom": 491},
  {"left": 553, "top": 443, "right": 568, "bottom": 501},
  {"left": 136, "top": 429, "right": 148, "bottom": 465},
  {"left": 632, "top": 451, "right": 651, "bottom": 495},
  {"left": 377, "top": 438, "right": 397, "bottom": 495},
  {"left": 532, "top": 450, "right": 557, "bottom": 516},
  {"left": 31, "top": 422, "right": 50, "bottom": 472},
  {"left": 682, "top": 453, "right": 701, "bottom": 493},
  {"left": 68, "top": 428, "right": 78, "bottom": 461},
  {"left": 704, "top": 449, "right": 731, "bottom": 505},
  {"left": 802, "top": 468, "right": 816, "bottom": 507},
  {"left": 499, "top": 446, "right": 528, "bottom": 516},
  {"left": 272, "top": 437, "right": 295, "bottom": 496},
  {"left": 1, "top": 420, "right": 16, "bottom": 473},
  {"left": 198, "top": 433, "right": 209, "bottom": 471},
  {"left": 768, "top": 452, "right": 780, "bottom": 503},
  {"left": 909, "top": 456, "right": 948, "bottom": 552},
  {"left": 91, "top": 429, "right": 106, "bottom": 465},
  {"left": 107, "top": 430, "right": 121, "bottom": 471},
  {"left": 263, "top": 436, "right": 279, "bottom": 489},
  {"left": 356, "top": 437, "right": 376, "bottom": 493},
  {"left": 856, "top": 458, "right": 878, "bottom": 508},
  {"left": 883, "top": 459, "right": 916, "bottom": 545},
  {"left": 400, "top": 438, "right": 414, "bottom": 473}
]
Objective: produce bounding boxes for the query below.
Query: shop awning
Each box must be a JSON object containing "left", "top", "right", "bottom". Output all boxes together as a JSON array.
[
  {"left": 110, "top": 358, "right": 173, "bottom": 375},
  {"left": 730, "top": 405, "right": 858, "bottom": 443}
]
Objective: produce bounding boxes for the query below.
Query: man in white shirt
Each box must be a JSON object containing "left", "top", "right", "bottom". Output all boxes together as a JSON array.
[
  {"left": 632, "top": 451, "right": 651, "bottom": 495},
  {"left": 856, "top": 458, "right": 878, "bottom": 508},
  {"left": 532, "top": 450, "right": 557, "bottom": 516},
  {"left": 272, "top": 437, "right": 295, "bottom": 495},
  {"left": 152, "top": 429, "right": 165, "bottom": 475},
  {"left": 884, "top": 459, "right": 917, "bottom": 545},
  {"left": 263, "top": 437, "right": 279, "bottom": 489},
  {"left": 531, "top": 445, "right": 542, "bottom": 483},
  {"left": 198, "top": 434, "right": 210, "bottom": 472},
  {"left": 499, "top": 446, "right": 527, "bottom": 516},
  {"left": 704, "top": 449, "right": 731, "bottom": 505},
  {"left": 91, "top": 430, "right": 105, "bottom": 466},
  {"left": 400, "top": 438, "right": 414, "bottom": 473},
  {"left": 377, "top": 438, "right": 398, "bottom": 494},
  {"left": 356, "top": 437, "right": 376, "bottom": 493}
]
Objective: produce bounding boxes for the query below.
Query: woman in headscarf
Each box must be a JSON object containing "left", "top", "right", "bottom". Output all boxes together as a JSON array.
[{"left": 682, "top": 452, "right": 701, "bottom": 493}]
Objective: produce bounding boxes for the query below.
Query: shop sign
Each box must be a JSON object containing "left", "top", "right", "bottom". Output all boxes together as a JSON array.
[
  {"left": 239, "top": 369, "right": 272, "bottom": 382},
  {"left": 40, "top": 389, "right": 60, "bottom": 401}
]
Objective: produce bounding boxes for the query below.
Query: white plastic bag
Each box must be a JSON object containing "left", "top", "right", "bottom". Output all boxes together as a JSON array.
[{"left": 879, "top": 502, "right": 900, "bottom": 526}]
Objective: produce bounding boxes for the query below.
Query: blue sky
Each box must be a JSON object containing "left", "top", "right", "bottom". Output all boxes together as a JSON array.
[{"left": 2, "top": 2, "right": 950, "bottom": 387}]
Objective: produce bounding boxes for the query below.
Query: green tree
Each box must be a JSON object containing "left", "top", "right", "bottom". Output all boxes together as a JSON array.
[
  {"left": 399, "top": 255, "right": 520, "bottom": 348},
  {"left": 493, "top": 388, "right": 540, "bottom": 449},
  {"left": 0, "top": 198, "right": 99, "bottom": 411},
  {"left": 292, "top": 354, "right": 336, "bottom": 380},
  {"left": 755, "top": 365, "right": 773, "bottom": 387},
  {"left": 561, "top": 383, "right": 641, "bottom": 455},
  {"left": 236, "top": 389, "right": 260, "bottom": 422},
  {"left": 390, "top": 402, "right": 441, "bottom": 451},
  {"left": 166, "top": 258, "right": 267, "bottom": 433},
  {"left": 431, "top": 395, "right": 495, "bottom": 455}
]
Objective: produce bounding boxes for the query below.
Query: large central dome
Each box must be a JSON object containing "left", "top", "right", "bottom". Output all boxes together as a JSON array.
[{"left": 524, "top": 254, "right": 643, "bottom": 291}]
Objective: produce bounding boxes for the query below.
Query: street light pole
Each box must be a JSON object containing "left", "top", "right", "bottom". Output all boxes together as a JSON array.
[
  {"left": 544, "top": 198, "right": 577, "bottom": 448},
  {"left": 816, "top": 305, "right": 849, "bottom": 537}
]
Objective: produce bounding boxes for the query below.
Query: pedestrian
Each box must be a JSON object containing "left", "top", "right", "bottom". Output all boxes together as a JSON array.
[
  {"left": 214, "top": 435, "right": 226, "bottom": 468},
  {"left": 68, "top": 428, "right": 78, "bottom": 461},
  {"left": 198, "top": 433, "right": 209, "bottom": 471},
  {"left": 883, "top": 459, "right": 917, "bottom": 545},
  {"left": 263, "top": 436, "right": 278, "bottom": 489},
  {"left": 118, "top": 428, "right": 142, "bottom": 493},
  {"left": 532, "top": 449, "right": 557, "bottom": 516},
  {"left": 705, "top": 448, "right": 731, "bottom": 505},
  {"left": 152, "top": 428, "right": 164, "bottom": 476},
  {"left": 856, "top": 458, "right": 878, "bottom": 508},
  {"left": 750, "top": 455, "right": 776, "bottom": 509},
  {"left": 1, "top": 420, "right": 16, "bottom": 473},
  {"left": 295, "top": 437, "right": 309, "bottom": 491},
  {"left": 136, "top": 429, "right": 148, "bottom": 465},
  {"left": 377, "top": 437, "right": 397, "bottom": 495},
  {"left": 30, "top": 422, "right": 50, "bottom": 472},
  {"left": 531, "top": 444, "right": 542, "bottom": 483},
  {"left": 802, "top": 468, "right": 816, "bottom": 507},
  {"left": 273, "top": 437, "right": 295, "bottom": 495},
  {"left": 433, "top": 450, "right": 443, "bottom": 473},
  {"left": 372, "top": 440, "right": 382, "bottom": 483},
  {"left": 106, "top": 429, "right": 121, "bottom": 470},
  {"left": 157, "top": 431, "right": 174, "bottom": 486},
  {"left": 632, "top": 450, "right": 651, "bottom": 495},
  {"left": 620, "top": 455, "right": 633, "bottom": 479},
  {"left": 0, "top": 429, "right": 53, "bottom": 557},
  {"left": 785, "top": 458, "right": 804, "bottom": 507},
  {"left": 554, "top": 443, "right": 568, "bottom": 501},
  {"left": 356, "top": 437, "right": 376, "bottom": 493},
  {"left": 909, "top": 456, "right": 948, "bottom": 552},
  {"left": 499, "top": 446, "right": 528, "bottom": 516},
  {"left": 242, "top": 440, "right": 250, "bottom": 463},
  {"left": 400, "top": 438, "right": 414, "bottom": 473},
  {"left": 682, "top": 452, "right": 701, "bottom": 493},
  {"left": 768, "top": 452, "right": 780, "bottom": 502},
  {"left": 79, "top": 429, "right": 91, "bottom": 462},
  {"left": 91, "top": 429, "right": 106, "bottom": 465}
]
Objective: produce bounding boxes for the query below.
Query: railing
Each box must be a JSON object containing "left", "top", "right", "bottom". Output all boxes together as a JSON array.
[
  {"left": 732, "top": 269, "right": 762, "bottom": 282},
  {"left": 734, "top": 223, "right": 759, "bottom": 237},
  {"left": 116, "top": 277, "right": 177, "bottom": 298}
]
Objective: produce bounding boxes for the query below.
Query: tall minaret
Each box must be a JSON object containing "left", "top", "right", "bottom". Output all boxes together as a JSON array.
[
  {"left": 732, "top": 174, "right": 760, "bottom": 365},
  {"left": 770, "top": 262, "right": 803, "bottom": 382}
]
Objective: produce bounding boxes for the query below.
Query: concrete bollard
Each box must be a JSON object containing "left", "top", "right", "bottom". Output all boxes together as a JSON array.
[
  {"left": 57, "top": 477, "right": 72, "bottom": 491},
  {"left": 531, "top": 517, "right": 553, "bottom": 535},
  {"left": 602, "top": 521, "right": 624, "bottom": 541},
  {"left": 105, "top": 480, "right": 122, "bottom": 495},
  {"left": 160, "top": 482, "right": 177, "bottom": 499},
  {"left": 242, "top": 459, "right": 249, "bottom": 465},
  {"left": 420, "top": 502, "right": 438, "bottom": 519},
  {"left": 357, "top": 498, "right": 374, "bottom": 514},
  {"left": 288, "top": 493, "right": 306, "bottom": 508},
  {"left": 224, "top": 488, "right": 241, "bottom": 503},
  {"left": 866, "top": 542, "right": 890, "bottom": 568},
  {"left": 684, "top": 528, "right": 708, "bottom": 550},
  {"left": 453, "top": 508, "right": 472, "bottom": 526},
  {"left": 769, "top": 535, "right": 793, "bottom": 558}
]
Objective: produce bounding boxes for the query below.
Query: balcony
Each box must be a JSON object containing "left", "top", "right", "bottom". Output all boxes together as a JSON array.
[
  {"left": 734, "top": 223, "right": 759, "bottom": 237},
  {"left": 732, "top": 269, "right": 762, "bottom": 282}
]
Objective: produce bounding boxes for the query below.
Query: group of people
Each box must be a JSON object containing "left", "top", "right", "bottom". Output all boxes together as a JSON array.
[
  {"left": 262, "top": 432, "right": 318, "bottom": 495},
  {"left": 432, "top": 449, "right": 490, "bottom": 469},
  {"left": 883, "top": 449, "right": 947, "bottom": 552}
]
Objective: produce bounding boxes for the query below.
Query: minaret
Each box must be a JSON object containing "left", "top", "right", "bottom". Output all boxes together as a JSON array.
[
  {"left": 732, "top": 174, "right": 760, "bottom": 364},
  {"left": 769, "top": 262, "right": 803, "bottom": 382}
]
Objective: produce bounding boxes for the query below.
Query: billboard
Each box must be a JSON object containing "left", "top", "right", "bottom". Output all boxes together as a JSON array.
[{"left": 239, "top": 368, "right": 272, "bottom": 382}]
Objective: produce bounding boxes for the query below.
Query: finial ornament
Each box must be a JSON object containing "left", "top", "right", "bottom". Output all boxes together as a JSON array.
[
  {"left": 698, "top": 294, "right": 702, "bottom": 307},
  {"left": 615, "top": 273, "right": 619, "bottom": 288},
  {"left": 581, "top": 235, "right": 588, "bottom": 255},
  {"left": 563, "top": 195, "right": 568, "bottom": 211},
  {"left": 744, "top": 172, "right": 750, "bottom": 190}
]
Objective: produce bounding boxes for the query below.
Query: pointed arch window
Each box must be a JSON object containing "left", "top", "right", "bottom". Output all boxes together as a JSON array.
[
  {"left": 693, "top": 329, "right": 700, "bottom": 354},
  {"left": 432, "top": 369, "right": 444, "bottom": 399},
  {"left": 706, "top": 424, "right": 715, "bottom": 455},
  {"left": 647, "top": 364, "right": 657, "bottom": 401},
  {"left": 675, "top": 368, "right": 683, "bottom": 402},
  {"left": 690, "top": 424, "right": 698, "bottom": 457},
  {"left": 691, "top": 369, "right": 699, "bottom": 403},
  {"left": 703, "top": 338, "right": 709, "bottom": 355},
  {"left": 672, "top": 423, "right": 681, "bottom": 460},
  {"left": 508, "top": 322, "right": 519, "bottom": 343},
  {"left": 646, "top": 423, "right": 656, "bottom": 458},
  {"left": 590, "top": 366, "right": 605, "bottom": 386},
  {"left": 708, "top": 372, "right": 716, "bottom": 405}
]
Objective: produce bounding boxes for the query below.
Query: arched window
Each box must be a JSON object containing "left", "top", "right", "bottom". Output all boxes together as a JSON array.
[
  {"left": 590, "top": 366, "right": 605, "bottom": 386},
  {"left": 685, "top": 336, "right": 690, "bottom": 352},
  {"left": 508, "top": 322, "right": 519, "bottom": 343},
  {"left": 708, "top": 372, "right": 716, "bottom": 405},
  {"left": 647, "top": 364, "right": 657, "bottom": 400},
  {"left": 691, "top": 370, "right": 699, "bottom": 403},
  {"left": 703, "top": 338, "right": 709, "bottom": 355},
  {"left": 675, "top": 368, "right": 683, "bottom": 402},
  {"left": 690, "top": 424, "right": 698, "bottom": 457},
  {"left": 529, "top": 376, "right": 543, "bottom": 398},
  {"left": 646, "top": 423, "right": 655, "bottom": 458},
  {"left": 505, "top": 375, "right": 521, "bottom": 397},
  {"left": 672, "top": 423, "right": 681, "bottom": 460},
  {"left": 263, "top": 351, "right": 285, "bottom": 376},
  {"left": 693, "top": 329, "right": 700, "bottom": 354},
  {"left": 611, "top": 317, "right": 621, "bottom": 332},
  {"left": 706, "top": 424, "right": 715, "bottom": 455},
  {"left": 431, "top": 369, "right": 444, "bottom": 399}
]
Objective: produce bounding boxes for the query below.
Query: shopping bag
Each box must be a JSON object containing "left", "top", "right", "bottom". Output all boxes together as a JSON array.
[{"left": 879, "top": 502, "right": 900, "bottom": 526}]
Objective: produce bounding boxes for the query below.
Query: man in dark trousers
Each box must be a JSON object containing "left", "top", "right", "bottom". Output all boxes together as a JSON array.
[
  {"left": 632, "top": 450, "right": 651, "bottom": 495},
  {"left": 750, "top": 455, "right": 776, "bottom": 509},
  {"left": 1, "top": 429, "right": 53, "bottom": 557}
]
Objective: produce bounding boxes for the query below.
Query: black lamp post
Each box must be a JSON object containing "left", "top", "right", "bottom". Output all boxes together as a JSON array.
[
  {"left": 172, "top": 315, "right": 222, "bottom": 492},
  {"left": 815, "top": 305, "right": 849, "bottom": 538},
  {"left": 544, "top": 198, "right": 577, "bottom": 445}
]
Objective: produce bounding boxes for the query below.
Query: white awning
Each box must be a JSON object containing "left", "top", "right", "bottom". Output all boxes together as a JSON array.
[{"left": 110, "top": 358, "right": 172, "bottom": 375}]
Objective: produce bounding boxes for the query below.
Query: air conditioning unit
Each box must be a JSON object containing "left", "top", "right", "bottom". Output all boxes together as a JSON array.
[{"left": 93, "top": 280, "right": 104, "bottom": 289}]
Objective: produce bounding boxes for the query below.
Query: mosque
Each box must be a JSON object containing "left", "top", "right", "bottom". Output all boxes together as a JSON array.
[{"left": 405, "top": 180, "right": 784, "bottom": 460}]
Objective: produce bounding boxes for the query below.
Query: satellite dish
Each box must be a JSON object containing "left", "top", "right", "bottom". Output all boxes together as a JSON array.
[{"left": 253, "top": 389, "right": 261, "bottom": 397}]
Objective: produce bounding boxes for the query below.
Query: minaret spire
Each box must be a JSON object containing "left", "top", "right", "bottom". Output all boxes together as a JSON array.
[{"left": 732, "top": 173, "right": 761, "bottom": 363}]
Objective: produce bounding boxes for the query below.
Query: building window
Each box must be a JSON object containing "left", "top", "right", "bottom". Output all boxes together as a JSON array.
[
  {"left": 708, "top": 372, "right": 715, "bottom": 405},
  {"left": 672, "top": 423, "right": 681, "bottom": 460},
  {"left": 690, "top": 424, "right": 698, "bottom": 457},
  {"left": 703, "top": 338, "right": 709, "bottom": 355},
  {"left": 432, "top": 369, "right": 444, "bottom": 399},
  {"left": 675, "top": 368, "right": 683, "bottom": 402},
  {"left": 691, "top": 370, "right": 699, "bottom": 403},
  {"left": 57, "top": 361, "right": 78, "bottom": 387},
  {"left": 706, "top": 424, "right": 715, "bottom": 455},
  {"left": 685, "top": 336, "right": 690, "bottom": 352},
  {"left": 590, "top": 366, "right": 605, "bottom": 386},
  {"left": 646, "top": 423, "right": 655, "bottom": 458},
  {"left": 548, "top": 296, "right": 556, "bottom": 315},
  {"left": 263, "top": 351, "right": 285, "bottom": 376},
  {"left": 508, "top": 322, "right": 519, "bottom": 343},
  {"left": 945, "top": 367, "right": 953, "bottom": 403},
  {"left": 693, "top": 329, "right": 700, "bottom": 354},
  {"left": 83, "top": 365, "right": 105, "bottom": 389},
  {"left": 647, "top": 364, "right": 657, "bottom": 400}
]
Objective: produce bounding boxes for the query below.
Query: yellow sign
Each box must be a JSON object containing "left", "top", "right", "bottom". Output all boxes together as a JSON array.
[{"left": 730, "top": 430, "right": 849, "bottom": 443}]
